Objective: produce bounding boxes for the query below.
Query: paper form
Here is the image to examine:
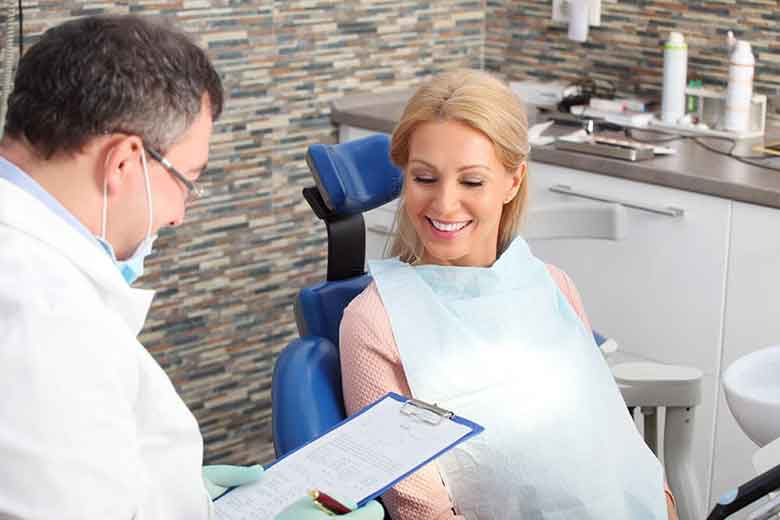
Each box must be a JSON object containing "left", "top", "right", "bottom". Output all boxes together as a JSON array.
[{"left": 214, "top": 395, "right": 475, "bottom": 519}]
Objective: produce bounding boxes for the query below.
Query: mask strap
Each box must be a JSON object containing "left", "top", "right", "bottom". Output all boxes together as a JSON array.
[
  {"left": 101, "top": 174, "right": 108, "bottom": 240},
  {"left": 139, "top": 148, "right": 154, "bottom": 239}
]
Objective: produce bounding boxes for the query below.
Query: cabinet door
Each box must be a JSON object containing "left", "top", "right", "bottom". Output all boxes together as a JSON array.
[
  {"left": 526, "top": 161, "right": 732, "bottom": 514},
  {"left": 710, "top": 201, "right": 780, "bottom": 518}
]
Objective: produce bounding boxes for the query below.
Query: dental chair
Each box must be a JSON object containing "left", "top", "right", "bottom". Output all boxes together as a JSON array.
[{"left": 271, "top": 134, "right": 704, "bottom": 519}]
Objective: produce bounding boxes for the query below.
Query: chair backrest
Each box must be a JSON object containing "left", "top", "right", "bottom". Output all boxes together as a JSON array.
[{"left": 272, "top": 135, "right": 402, "bottom": 457}]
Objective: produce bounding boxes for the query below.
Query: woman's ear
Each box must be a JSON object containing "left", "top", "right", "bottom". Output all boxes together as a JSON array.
[
  {"left": 102, "top": 135, "right": 143, "bottom": 196},
  {"left": 504, "top": 161, "right": 527, "bottom": 204}
]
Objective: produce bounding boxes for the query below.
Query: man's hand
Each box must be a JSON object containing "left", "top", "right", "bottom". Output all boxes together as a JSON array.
[{"left": 202, "top": 464, "right": 264, "bottom": 500}]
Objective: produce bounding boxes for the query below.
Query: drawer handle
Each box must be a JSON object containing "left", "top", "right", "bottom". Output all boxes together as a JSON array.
[
  {"left": 367, "top": 224, "right": 395, "bottom": 236},
  {"left": 549, "top": 184, "right": 685, "bottom": 217}
]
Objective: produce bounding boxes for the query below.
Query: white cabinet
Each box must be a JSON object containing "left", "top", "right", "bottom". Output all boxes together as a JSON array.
[
  {"left": 525, "top": 161, "right": 732, "bottom": 516},
  {"left": 364, "top": 199, "right": 399, "bottom": 261},
  {"left": 709, "top": 201, "right": 780, "bottom": 515}
]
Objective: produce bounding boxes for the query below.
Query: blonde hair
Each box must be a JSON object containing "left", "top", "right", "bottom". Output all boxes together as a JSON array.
[{"left": 388, "top": 68, "right": 530, "bottom": 264}]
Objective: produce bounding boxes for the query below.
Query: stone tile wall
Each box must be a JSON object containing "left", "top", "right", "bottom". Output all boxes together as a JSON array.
[{"left": 0, "top": 1, "right": 484, "bottom": 465}]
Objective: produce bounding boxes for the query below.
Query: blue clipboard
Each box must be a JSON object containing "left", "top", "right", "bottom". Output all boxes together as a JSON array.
[
  {"left": 352, "top": 392, "right": 483, "bottom": 505},
  {"left": 215, "top": 392, "right": 483, "bottom": 512}
]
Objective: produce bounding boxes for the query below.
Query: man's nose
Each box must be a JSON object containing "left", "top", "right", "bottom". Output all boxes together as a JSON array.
[{"left": 168, "top": 210, "right": 185, "bottom": 228}]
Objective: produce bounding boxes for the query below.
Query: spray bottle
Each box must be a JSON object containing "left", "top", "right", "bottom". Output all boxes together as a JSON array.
[{"left": 724, "top": 31, "right": 755, "bottom": 133}]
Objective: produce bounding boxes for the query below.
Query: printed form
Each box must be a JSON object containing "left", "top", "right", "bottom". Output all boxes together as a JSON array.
[{"left": 214, "top": 395, "right": 475, "bottom": 519}]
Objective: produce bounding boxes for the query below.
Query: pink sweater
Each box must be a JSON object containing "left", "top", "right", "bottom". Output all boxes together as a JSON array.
[{"left": 339, "top": 265, "right": 592, "bottom": 520}]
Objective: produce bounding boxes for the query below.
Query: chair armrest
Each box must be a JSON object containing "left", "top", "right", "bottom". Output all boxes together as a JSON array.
[{"left": 272, "top": 336, "right": 347, "bottom": 457}]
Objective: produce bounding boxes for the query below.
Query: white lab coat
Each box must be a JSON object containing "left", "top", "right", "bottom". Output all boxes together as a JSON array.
[{"left": 0, "top": 178, "right": 212, "bottom": 519}]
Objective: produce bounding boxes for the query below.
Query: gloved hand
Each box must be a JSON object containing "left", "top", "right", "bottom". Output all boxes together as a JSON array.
[
  {"left": 275, "top": 496, "right": 384, "bottom": 519},
  {"left": 202, "top": 464, "right": 264, "bottom": 500}
]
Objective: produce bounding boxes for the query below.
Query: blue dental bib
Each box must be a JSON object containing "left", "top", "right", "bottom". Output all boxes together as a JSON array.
[{"left": 370, "top": 238, "right": 666, "bottom": 520}]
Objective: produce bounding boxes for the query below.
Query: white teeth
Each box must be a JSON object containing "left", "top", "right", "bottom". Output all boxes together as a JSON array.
[{"left": 430, "top": 219, "right": 469, "bottom": 232}]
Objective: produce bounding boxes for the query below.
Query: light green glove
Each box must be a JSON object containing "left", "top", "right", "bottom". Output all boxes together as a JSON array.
[
  {"left": 275, "top": 496, "right": 384, "bottom": 519},
  {"left": 202, "top": 464, "right": 264, "bottom": 500}
]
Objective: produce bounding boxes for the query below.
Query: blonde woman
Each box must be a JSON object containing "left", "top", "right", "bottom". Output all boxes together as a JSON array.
[{"left": 339, "top": 69, "right": 678, "bottom": 520}]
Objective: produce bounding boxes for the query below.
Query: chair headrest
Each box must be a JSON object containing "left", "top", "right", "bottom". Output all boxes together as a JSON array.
[{"left": 306, "top": 134, "right": 403, "bottom": 216}]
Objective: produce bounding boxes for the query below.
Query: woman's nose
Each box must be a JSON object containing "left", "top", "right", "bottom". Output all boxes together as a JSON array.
[{"left": 432, "top": 183, "right": 459, "bottom": 214}]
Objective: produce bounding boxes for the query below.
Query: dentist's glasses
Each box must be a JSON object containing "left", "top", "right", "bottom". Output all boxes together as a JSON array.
[{"left": 144, "top": 146, "right": 207, "bottom": 203}]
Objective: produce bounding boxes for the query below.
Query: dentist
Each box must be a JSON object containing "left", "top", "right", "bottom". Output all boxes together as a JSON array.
[{"left": 0, "top": 14, "right": 381, "bottom": 520}]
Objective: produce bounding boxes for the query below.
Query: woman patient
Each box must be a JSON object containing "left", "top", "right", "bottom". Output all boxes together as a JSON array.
[{"left": 339, "top": 69, "right": 677, "bottom": 520}]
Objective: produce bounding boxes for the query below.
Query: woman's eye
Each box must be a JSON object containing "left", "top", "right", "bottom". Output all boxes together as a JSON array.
[
  {"left": 462, "top": 179, "right": 484, "bottom": 187},
  {"left": 413, "top": 176, "right": 436, "bottom": 184}
]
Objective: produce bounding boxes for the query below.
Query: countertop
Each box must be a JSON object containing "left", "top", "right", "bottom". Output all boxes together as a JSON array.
[{"left": 331, "top": 90, "right": 780, "bottom": 209}]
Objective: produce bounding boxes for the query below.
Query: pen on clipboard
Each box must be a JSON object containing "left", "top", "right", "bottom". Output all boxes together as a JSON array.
[{"left": 309, "top": 489, "right": 352, "bottom": 515}]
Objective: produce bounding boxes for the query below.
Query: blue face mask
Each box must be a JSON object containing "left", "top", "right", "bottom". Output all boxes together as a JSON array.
[
  {"left": 96, "top": 233, "right": 158, "bottom": 285},
  {"left": 98, "top": 148, "right": 157, "bottom": 285}
]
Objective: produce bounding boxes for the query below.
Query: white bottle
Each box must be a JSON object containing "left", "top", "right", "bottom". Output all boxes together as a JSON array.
[
  {"left": 724, "top": 36, "right": 755, "bottom": 133},
  {"left": 661, "top": 32, "right": 688, "bottom": 124}
]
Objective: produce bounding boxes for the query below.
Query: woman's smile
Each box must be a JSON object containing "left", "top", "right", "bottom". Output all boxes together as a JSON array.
[{"left": 426, "top": 217, "right": 473, "bottom": 238}]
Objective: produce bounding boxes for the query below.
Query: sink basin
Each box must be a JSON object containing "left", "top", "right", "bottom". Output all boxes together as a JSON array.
[{"left": 723, "top": 345, "right": 780, "bottom": 447}]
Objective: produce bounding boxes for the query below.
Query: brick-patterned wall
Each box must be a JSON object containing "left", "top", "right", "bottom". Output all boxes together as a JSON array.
[
  {"left": 486, "top": 0, "right": 780, "bottom": 96},
  {"left": 0, "top": 1, "right": 484, "bottom": 466}
]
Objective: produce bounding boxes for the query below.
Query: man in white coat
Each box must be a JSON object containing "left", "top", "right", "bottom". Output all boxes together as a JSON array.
[{"left": 0, "top": 14, "right": 382, "bottom": 520}]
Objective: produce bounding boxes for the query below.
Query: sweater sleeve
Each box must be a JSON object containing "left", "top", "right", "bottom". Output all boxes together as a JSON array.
[
  {"left": 340, "top": 283, "right": 463, "bottom": 520},
  {"left": 546, "top": 266, "right": 678, "bottom": 517},
  {"left": 545, "top": 264, "right": 592, "bottom": 331}
]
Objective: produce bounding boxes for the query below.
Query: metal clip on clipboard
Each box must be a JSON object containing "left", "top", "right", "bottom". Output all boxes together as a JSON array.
[{"left": 400, "top": 398, "right": 454, "bottom": 426}]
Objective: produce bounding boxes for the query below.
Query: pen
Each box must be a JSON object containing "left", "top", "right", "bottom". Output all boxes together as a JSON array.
[{"left": 309, "top": 489, "right": 352, "bottom": 515}]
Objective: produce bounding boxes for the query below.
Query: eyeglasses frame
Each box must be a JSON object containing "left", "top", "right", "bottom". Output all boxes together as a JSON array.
[{"left": 144, "top": 146, "right": 206, "bottom": 202}]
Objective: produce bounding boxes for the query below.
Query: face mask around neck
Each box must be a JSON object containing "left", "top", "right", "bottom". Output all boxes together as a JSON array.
[{"left": 97, "top": 148, "right": 157, "bottom": 285}]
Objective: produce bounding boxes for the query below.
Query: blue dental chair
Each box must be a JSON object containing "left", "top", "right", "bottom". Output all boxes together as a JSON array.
[{"left": 271, "top": 135, "right": 401, "bottom": 458}]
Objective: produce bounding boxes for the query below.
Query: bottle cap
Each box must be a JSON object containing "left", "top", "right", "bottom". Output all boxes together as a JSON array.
[
  {"left": 735, "top": 40, "right": 752, "bottom": 54},
  {"left": 665, "top": 32, "right": 687, "bottom": 50},
  {"left": 731, "top": 40, "right": 754, "bottom": 64}
]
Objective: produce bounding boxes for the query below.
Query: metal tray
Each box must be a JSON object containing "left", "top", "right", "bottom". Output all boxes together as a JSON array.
[{"left": 554, "top": 140, "right": 655, "bottom": 161}]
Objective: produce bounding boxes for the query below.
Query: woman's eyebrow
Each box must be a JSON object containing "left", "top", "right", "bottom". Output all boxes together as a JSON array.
[
  {"left": 408, "top": 158, "right": 438, "bottom": 170},
  {"left": 457, "top": 164, "right": 492, "bottom": 174},
  {"left": 409, "top": 159, "right": 493, "bottom": 172}
]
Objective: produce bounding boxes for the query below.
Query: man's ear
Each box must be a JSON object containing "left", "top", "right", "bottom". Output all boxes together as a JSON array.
[{"left": 102, "top": 135, "right": 144, "bottom": 196}]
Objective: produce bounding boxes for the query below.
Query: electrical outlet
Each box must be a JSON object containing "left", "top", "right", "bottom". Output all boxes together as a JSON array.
[
  {"left": 552, "top": 0, "right": 569, "bottom": 23},
  {"left": 590, "top": 0, "right": 602, "bottom": 26},
  {"left": 552, "top": 0, "right": 601, "bottom": 27}
]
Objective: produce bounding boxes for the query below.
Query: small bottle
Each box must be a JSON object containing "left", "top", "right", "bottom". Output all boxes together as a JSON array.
[
  {"left": 661, "top": 32, "right": 688, "bottom": 124},
  {"left": 724, "top": 35, "right": 755, "bottom": 133},
  {"left": 686, "top": 77, "right": 702, "bottom": 114}
]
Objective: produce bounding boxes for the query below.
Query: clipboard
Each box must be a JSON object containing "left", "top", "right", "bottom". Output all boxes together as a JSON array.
[{"left": 214, "top": 392, "right": 483, "bottom": 519}]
